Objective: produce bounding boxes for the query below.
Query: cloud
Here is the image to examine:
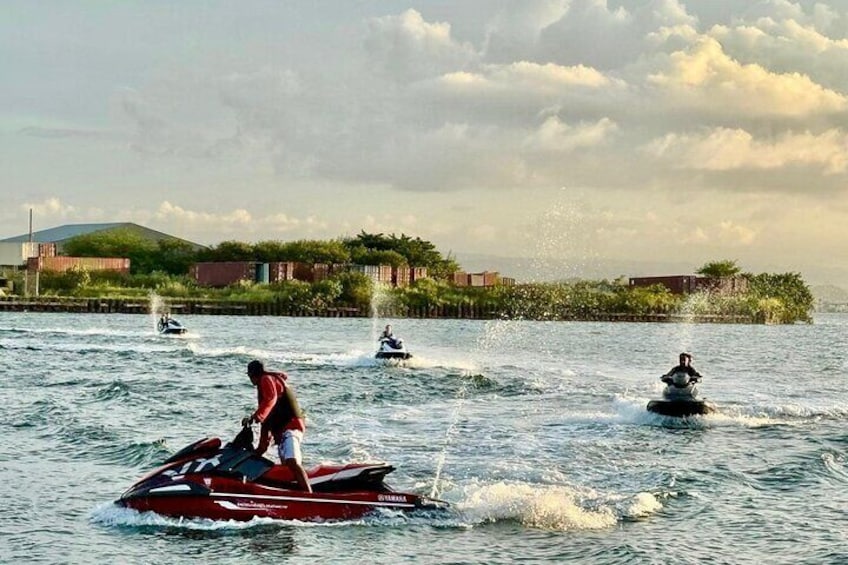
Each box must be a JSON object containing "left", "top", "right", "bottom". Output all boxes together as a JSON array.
[
  {"left": 364, "top": 9, "right": 477, "bottom": 81},
  {"left": 647, "top": 37, "right": 848, "bottom": 118},
  {"left": 524, "top": 116, "right": 618, "bottom": 152},
  {"left": 644, "top": 127, "right": 848, "bottom": 174},
  {"left": 21, "top": 197, "right": 76, "bottom": 218}
]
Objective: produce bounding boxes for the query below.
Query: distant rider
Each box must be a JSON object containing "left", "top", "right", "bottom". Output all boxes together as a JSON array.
[
  {"left": 380, "top": 324, "right": 401, "bottom": 349},
  {"left": 242, "top": 360, "right": 312, "bottom": 492},
  {"left": 662, "top": 353, "right": 701, "bottom": 384}
]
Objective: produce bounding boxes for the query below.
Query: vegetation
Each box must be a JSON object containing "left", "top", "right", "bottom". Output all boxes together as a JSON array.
[{"left": 10, "top": 231, "right": 816, "bottom": 324}]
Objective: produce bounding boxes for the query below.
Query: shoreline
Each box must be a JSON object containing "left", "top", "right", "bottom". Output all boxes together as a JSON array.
[{"left": 0, "top": 296, "right": 756, "bottom": 323}]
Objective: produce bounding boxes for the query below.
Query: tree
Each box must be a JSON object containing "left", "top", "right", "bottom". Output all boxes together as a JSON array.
[
  {"left": 696, "top": 260, "right": 741, "bottom": 277},
  {"left": 197, "top": 240, "right": 255, "bottom": 262},
  {"left": 62, "top": 229, "right": 157, "bottom": 274},
  {"left": 154, "top": 238, "right": 197, "bottom": 275}
]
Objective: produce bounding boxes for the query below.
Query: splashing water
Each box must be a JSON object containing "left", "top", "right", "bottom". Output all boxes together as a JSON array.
[
  {"left": 455, "top": 481, "right": 662, "bottom": 531},
  {"left": 148, "top": 292, "right": 165, "bottom": 332}
]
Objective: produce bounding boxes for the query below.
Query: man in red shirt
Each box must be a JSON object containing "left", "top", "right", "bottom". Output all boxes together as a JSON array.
[{"left": 242, "top": 360, "right": 311, "bottom": 492}]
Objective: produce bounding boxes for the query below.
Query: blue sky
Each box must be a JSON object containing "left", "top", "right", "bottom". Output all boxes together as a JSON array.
[{"left": 3, "top": 1, "right": 848, "bottom": 283}]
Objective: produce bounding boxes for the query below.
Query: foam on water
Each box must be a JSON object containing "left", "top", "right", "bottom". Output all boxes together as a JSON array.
[{"left": 454, "top": 480, "right": 662, "bottom": 531}]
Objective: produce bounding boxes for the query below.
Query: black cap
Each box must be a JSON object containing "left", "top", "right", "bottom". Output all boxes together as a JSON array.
[{"left": 247, "top": 360, "right": 264, "bottom": 377}]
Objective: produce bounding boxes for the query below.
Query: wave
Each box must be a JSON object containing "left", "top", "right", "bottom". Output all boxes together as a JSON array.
[
  {"left": 607, "top": 394, "right": 848, "bottom": 428},
  {"left": 452, "top": 480, "right": 662, "bottom": 531},
  {"left": 0, "top": 326, "right": 143, "bottom": 338}
]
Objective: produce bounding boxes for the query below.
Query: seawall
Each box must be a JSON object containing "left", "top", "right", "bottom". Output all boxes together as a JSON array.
[{"left": 0, "top": 296, "right": 756, "bottom": 323}]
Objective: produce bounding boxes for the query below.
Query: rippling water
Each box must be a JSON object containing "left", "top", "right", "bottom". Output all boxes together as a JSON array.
[{"left": 1, "top": 312, "right": 846, "bottom": 564}]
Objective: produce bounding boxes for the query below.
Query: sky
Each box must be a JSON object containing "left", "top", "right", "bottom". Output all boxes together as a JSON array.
[{"left": 2, "top": 1, "right": 848, "bottom": 284}]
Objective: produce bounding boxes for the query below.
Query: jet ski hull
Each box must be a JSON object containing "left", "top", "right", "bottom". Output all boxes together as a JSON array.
[
  {"left": 375, "top": 351, "right": 412, "bottom": 360},
  {"left": 647, "top": 399, "right": 716, "bottom": 417},
  {"left": 116, "top": 435, "right": 447, "bottom": 522},
  {"left": 119, "top": 478, "right": 442, "bottom": 521},
  {"left": 159, "top": 327, "right": 187, "bottom": 335}
]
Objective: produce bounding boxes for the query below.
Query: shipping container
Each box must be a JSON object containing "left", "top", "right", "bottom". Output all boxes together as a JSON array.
[
  {"left": 292, "top": 262, "right": 314, "bottom": 282},
  {"left": 192, "top": 261, "right": 257, "bottom": 287},
  {"left": 38, "top": 243, "right": 57, "bottom": 257},
  {"left": 629, "top": 275, "right": 698, "bottom": 295},
  {"left": 500, "top": 277, "right": 516, "bottom": 286},
  {"left": 392, "top": 266, "right": 411, "bottom": 288},
  {"left": 410, "top": 267, "right": 428, "bottom": 281},
  {"left": 28, "top": 256, "right": 131, "bottom": 273},
  {"left": 469, "top": 273, "right": 486, "bottom": 287},
  {"left": 452, "top": 271, "right": 469, "bottom": 286},
  {"left": 268, "top": 261, "right": 296, "bottom": 283},
  {"left": 482, "top": 271, "right": 500, "bottom": 287},
  {"left": 256, "top": 263, "right": 270, "bottom": 284},
  {"left": 0, "top": 242, "right": 45, "bottom": 266},
  {"left": 313, "top": 263, "right": 331, "bottom": 282}
]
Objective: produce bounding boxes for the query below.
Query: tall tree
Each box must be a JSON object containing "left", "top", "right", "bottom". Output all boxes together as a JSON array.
[{"left": 696, "top": 260, "right": 741, "bottom": 277}]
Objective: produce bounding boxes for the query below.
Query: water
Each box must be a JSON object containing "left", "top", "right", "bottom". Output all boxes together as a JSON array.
[{"left": 1, "top": 312, "right": 846, "bottom": 564}]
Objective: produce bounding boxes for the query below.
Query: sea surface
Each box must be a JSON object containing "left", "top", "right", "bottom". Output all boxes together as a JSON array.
[{"left": 1, "top": 310, "right": 846, "bottom": 564}]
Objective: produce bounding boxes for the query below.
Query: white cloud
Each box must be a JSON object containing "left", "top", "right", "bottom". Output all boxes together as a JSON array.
[
  {"left": 364, "top": 9, "right": 477, "bottom": 81},
  {"left": 644, "top": 127, "right": 848, "bottom": 173},
  {"left": 22, "top": 197, "right": 76, "bottom": 218},
  {"left": 525, "top": 116, "right": 618, "bottom": 152},
  {"left": 647, "top": 37, "right": 848, "bottom": 118}
]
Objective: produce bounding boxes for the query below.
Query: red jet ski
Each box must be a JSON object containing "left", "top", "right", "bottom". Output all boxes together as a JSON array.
[{"left": 117, "top": 427, "right": 448, "bottom": 522}]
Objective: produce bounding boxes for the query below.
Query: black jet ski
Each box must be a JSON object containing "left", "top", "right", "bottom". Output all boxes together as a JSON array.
[
  {"left": 376, "top": 337, "right": 411, "bottom": 360},
  {"left": 157, "top": 317, "right": 187, "bottom": 335},
  {"left": 647, "top": 372, "right": 716, "bottom": 417}
]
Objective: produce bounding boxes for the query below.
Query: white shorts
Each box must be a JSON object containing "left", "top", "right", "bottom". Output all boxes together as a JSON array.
[{"left": 278, "top": 429, "right": 304, "bottom": 463}]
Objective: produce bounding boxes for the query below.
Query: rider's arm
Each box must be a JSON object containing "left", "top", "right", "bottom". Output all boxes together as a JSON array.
[
  {"left": 251, "top": 376, "right": 278, "bottom": 423},
  {"left": 255, "top": 424, "right": 271, "bottom": 456}
]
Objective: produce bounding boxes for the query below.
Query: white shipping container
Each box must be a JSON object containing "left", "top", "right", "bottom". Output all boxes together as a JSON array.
[{"left": 0, "top": 242, "right": 38, "bottom": 266}]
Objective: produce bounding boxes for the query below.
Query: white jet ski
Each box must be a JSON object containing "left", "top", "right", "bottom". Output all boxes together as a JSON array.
[
  {"left": 157, "top": 317, "right": 187, "bottom": 335},
  {"left": 647, "top": 371, "right": 716, "bottom": 417},
  {"left": 376, "top": 337, "right": 411, "bottom": 360}
]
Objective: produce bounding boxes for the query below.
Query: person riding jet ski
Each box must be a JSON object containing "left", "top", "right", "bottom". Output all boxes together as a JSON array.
[
  {"left": 647, "top": 353, "right": 715, "bottom": 417},
  {"left": 662, "top": 352, "right": 702, "bottom": 382},
  {"left": 380, "top": 324, "right": 403, "bottom": 349}
]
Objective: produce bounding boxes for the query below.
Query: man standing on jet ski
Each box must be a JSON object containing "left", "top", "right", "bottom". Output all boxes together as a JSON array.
[
  {"left": 662, "top": 353, "right": 702, "bottom": 383},
  {"left": 242, "top": 360, "right": 312, "bottom": 493}
]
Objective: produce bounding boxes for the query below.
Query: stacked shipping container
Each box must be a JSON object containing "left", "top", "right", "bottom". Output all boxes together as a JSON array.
[
  {"left": 27, "top": 256, "right": 130, "bottom": 273},
  {"left": 192, "top": 261, "right": 432, "bottom": 287},
  {"left": 451, "top": 271, "right": 506, "bottom": 287},
  {"left": 0, "top": 242, "right": 57, "bottom": 266}
]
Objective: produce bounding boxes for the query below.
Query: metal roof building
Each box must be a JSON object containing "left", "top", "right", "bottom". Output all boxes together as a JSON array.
[{"left": 0, "top": 222, "right": 207, "bottom": 251}]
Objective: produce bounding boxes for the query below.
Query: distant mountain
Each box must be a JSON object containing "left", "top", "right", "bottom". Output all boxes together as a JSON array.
[{"left": 811, "top": 284, "right": 848, "bottom": 304}]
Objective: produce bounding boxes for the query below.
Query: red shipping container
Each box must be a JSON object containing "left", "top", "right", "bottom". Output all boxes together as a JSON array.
[
  {"left": 192, "top": 261, "right": 257, "bottom": 287},
  {"left": 28, "top": 256, "right": 131, "bottom": 273},
  {"left": 629, "top": 275, "right": 697, "bottom": 295},
  {"left": 292, "top": 262, "right": 314, "bottom": 282}
]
